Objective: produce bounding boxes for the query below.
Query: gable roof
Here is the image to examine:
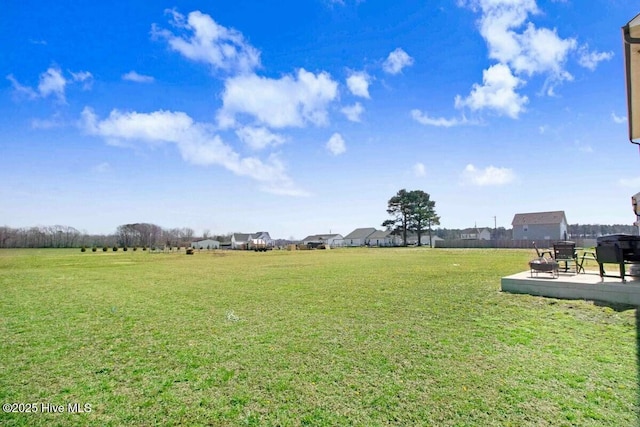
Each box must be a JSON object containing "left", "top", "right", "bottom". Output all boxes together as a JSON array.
[
  {"left": 302, "top": 234, "right": 343, "bottom": 243},
  {"left": 512, "top": 211, "right": 567, "bottom": 226},
  {"left": 232, "top": 233, "right": 253, "bottom": 242},
  {"left": 193, "top": 239, "right": 220, "bottom": 244},
  {"left": 368, "top": 230, "right": 391, "bottom": 239},
  {"left": 461, "top": 227, "right": 491, "bottom": 234},
  {"left": 344, "top": 227, "right": 377, "bottom": 240}
]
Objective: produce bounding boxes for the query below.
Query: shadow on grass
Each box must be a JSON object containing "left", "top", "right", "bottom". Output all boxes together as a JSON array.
[{"left": 593, "top": 300, "right": 637, "bottom": 312}]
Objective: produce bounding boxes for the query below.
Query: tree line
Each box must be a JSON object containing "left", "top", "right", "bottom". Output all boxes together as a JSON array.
[{"left": 0, "top": 224, "right": 222, "bottom": 249}]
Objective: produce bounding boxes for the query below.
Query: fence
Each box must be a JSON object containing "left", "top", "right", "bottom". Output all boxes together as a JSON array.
[{"left": 434, "top": 239, "right": 597, "bottom": 249}]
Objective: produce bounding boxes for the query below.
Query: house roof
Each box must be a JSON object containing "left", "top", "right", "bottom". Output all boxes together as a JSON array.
[
  {"left": 193, "top": 239, "right": 220, "bottom": 244},
  {"left": 368, "top": 230, "right": 391, "bottom": 239},
  {"left": 232, "top": 233, "right": 253, "bottom": 242},
  {"left": 344, "top": 227, "right": 377, "bottom": 240},
  {"left": 461, "top": 227, "right": 490, "bottom": 234},
  {"left": 512, "top": 211, "right": 567, "bottom": 226},
  {"left": 302, "top": 234, "right": 343, "bottom": 242}
]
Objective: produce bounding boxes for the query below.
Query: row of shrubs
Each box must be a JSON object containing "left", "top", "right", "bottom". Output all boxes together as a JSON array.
[
  {"left": 81, "top": 246, "right": 147, "bottom": 252},
  {"left": 80, "top": 246, "right": 194, "bottom": 252}
]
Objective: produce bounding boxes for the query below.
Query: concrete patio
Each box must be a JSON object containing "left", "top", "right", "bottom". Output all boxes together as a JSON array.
[{"left": 501, "top": 268, "right": 640, "bottom": 306}]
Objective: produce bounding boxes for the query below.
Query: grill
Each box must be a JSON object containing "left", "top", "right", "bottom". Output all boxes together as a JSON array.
[{"left": 595, "top": 234, "right": 640, "bottom": 282}]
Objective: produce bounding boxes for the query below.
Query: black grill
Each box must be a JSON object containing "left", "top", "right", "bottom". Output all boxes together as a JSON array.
[{"left": 596, "top": 234, "right": 640, "bottom": 281}]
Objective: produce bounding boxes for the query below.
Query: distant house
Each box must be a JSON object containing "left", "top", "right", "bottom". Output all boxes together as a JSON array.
[
  {"left": 253, "top": 232, "right": 274, "bottom": 247},
  {"left": 231, "top": 232, "right": 274, "bottom": 250},
  {"left": 405, "top": 232, "right": 443, "bottom": 247},
  {"left": 367, "top": 230, "right": 394, "bottom": 247},
  {"left": 426, "top": 235, "right": 444, "bottom": 247},
  {"left": 231, "top": 233, "right": 252, "bottom": 250},
  {"left": 512, "top": 211, "right": 568, "bottom": 241},
  {"left": 460, "top": 227, "right": 492, "bottom": 240},
  {"left": 191, "top": 239, "right": 220, "bottom": 249},
  {"left": 343, "top": 228, "right": 377, "bottom": 247},
  {"left": 301, "top": 234, "right": 344, "bottom": 248}
]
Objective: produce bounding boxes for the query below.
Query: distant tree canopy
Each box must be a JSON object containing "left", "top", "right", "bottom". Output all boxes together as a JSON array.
[
  {"left": 383, "top": 189, "right": 440, "bottom": 246},
  {"left": 567, "top": 224, "right": 636, "bottom": 238},
  {"left": 0, "top": 225, "right": 81, "bottom": 248},
  {"left": 0, "top": 223, "right": 197, "bottom": 249}
]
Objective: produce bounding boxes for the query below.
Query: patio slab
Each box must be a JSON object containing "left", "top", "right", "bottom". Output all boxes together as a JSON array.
[{"left": 501, "top": 269, "right": 640, "bottom": 306}]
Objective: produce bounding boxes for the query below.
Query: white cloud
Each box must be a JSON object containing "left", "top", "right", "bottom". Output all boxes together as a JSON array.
[
  {"left": 326, "top": 133, "right": 346, "bottom": 156},
  {"left": 38, "top": 67, "right": 67, "bottom": 103},
  {"left": 413, "top": 162, "right": 426, "bottom": 177},
  {"left": 577, "top": 45, "right": 613, "bottom": 71},
  {"left": 6, "top": 74, "right": 38, "bottom": 99},
  {"left": 152, "top": 9, "right": 260, "bottom": 74},
  {"left": 383, "top": 48, "right": 414, "bottom": 74},
  {"left": 612, "top": 112, "right": 627, "bottom": 124},
  {"left": 462, "top": 164, "right": 515, "bottom": 186},
  {"left": 341, "top": 102, "right": 364, "bottom": 122},
  {"left": 8, "top": 67, "right": 92, "bottom": 102},
  {"left": 471, "top": 0, "right": 537, "bottom": 63},
  {"left": 454, "top": 63, "right": 528, "bottom": 118},
  {"left": 81, "top": 107, "right": 308, "bottom": 196},
  {"left": 122, "top": 71, "right": 155, "bottom": 83},
  {"left": 475, "top": 1, "right": 576, "bottom": 79},
  {"left": 457, "top": 0, "right": 603, "bottom": 117},
  {"left": 236, "top": 126, "right": 285, "bottom": 150},
  {"left": 513, "top": 24, "right": 576, "bottom": 78},
  {"left": 411, "top": 109, "right": 473, "bottom": 127},
  {"left": 346, "top": 71, "right": 371, "bottom": 98},
  {"left": 71, "top": 71, "right": 93, "bottom": 90},
  {"left": 217, "top": 69, "right": 339, "bottom": 129}
]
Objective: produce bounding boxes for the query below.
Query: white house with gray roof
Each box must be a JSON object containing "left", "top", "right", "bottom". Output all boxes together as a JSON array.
[
  {"left": 231, "top": 232, "right": 274, "bottom": 249},
  {"left": 367, "top": 230, "right": 395, "bottom": 246},
  {"left": 191, "top": 239, "right": 220, "bottom": 249},
  {"left": 343, "top": 227, "right": 377, "bottom": 247},
  {"left": 301, "top": 234, "right": 344, "bottom": 248}
]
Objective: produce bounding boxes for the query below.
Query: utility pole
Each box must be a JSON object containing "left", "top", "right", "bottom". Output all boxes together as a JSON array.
[{"left": 493, "top": 216, "right": 497, "bottom": 239}]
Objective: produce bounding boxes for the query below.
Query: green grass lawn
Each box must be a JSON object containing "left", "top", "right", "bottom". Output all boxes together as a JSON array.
[{"left": 0, "top": 248, "right": 637, "bottom": 426}]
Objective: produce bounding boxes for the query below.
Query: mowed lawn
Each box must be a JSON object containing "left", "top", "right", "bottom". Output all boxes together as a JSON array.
[{"left": 0, "top": 248, "right": 637, "bottom": 426}]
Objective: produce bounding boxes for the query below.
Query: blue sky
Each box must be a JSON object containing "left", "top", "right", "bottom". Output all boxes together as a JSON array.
[{"left": 1, "top": 1, "right": 638, "bottom": 239}]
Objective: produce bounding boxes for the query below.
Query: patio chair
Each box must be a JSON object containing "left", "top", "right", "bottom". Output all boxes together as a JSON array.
[
  {"left": 532, "top": 242, "right": 552, "bottom": 259},
  {"left": 553, "top": 241, "right": 578, "bottom": 274}
]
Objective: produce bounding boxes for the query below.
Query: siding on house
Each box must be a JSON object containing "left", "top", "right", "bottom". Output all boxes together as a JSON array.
[
  {"left": 367, "top": 230, "right": 393, "bottom": 246},
  {"left": 191, "top": 239, "right": 220, "bottom": 249},
  {"left": 302, "top": 234, "right": 344, "bottom": 247},
  {"left": 512, "top": 211, "right": 568, "bottom": 241},
  {"left": 461, "top": 228, "right": 492, "bottom": 240},
  {"left": 231, "top": 233, "right": 252, "bottom": 249},
  {"left": 232, "top": 232, "right": 274, "bottom": 249}
]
